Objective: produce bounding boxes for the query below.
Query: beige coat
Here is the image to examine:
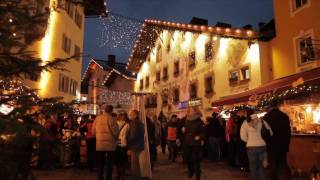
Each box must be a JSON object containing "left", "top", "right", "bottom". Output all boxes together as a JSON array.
[{"left": 92, "top": 113, "right": 119, "bottom": 151}]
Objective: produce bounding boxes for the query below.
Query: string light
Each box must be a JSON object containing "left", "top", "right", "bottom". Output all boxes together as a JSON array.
[
  {"left": 12, "top": 33, "right": 16, "bottom": 36},
  {"left": 9, "top": 18, "right": 13, "bottom": 23}
]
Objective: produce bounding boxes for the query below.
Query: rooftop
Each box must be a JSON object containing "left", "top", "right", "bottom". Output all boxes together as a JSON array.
[{"left": 126, "top": 19, "right": 259, "bottom": 72}]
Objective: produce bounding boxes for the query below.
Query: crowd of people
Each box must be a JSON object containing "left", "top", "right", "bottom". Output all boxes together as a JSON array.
[{"left": 36, "top": 100, "right": 292, "bottom": 180}]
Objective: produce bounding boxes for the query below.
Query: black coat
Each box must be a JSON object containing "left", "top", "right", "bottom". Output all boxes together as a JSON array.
[
  {"left": 184, "top": 116, "right": 204, "bottom": 146},
  {"left": 263, "top": 108, "right": 291, "bottom": 154},
  {"left": 127, "top": 119, "right": 145, "bottom": 153},
  {"left": 206, "top": 118, "right": 224, "bottom": 139}
]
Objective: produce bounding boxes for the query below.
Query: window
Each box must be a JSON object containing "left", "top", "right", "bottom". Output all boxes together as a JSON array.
[
  {"left": 162, "top": 94, "right": 168, "bottom": 105},
  {"left": 139, "top": 79, "right": 143, "bottom": 90},
  {"left": 229, "top": 66, "right": 250, "bottom": 85},
  {"left": 166, "top": 43, "right": 170, "bottom": 53},
  {"left": 173, "top": 89, "right": 180, "bottom": 103},
  {"left": 205, "top": 76, "right": 214, "bottom": 95},
  {"left": 156, "top": 71, "right": 161, "bottom": 81},
  {"left": 229, "top": 70, "right": 240, "bottom": 83},
  {"left": 174, "top": 61, "right": 179, "bottom": 76},
  {"left": 69, "top": 79, "right": 78, "bottom": 96},
  {"left": 293, "top": 0, "right": 308, "bottom": 10},
  {"left": 156, "top": 45, "right": 162, "bottom": 62},
  {"left": 190, "top": 83, "right": 197, "bottom": 99},
  {"left": 59, "top": 73, "right": 69, "bottom": 93},
  {"left": 189, "top": 51, "right": 196, "bottom": 68},
  {"left": 66, "top": 2, "right": 74, "bottom": 18},
  {"left": 240, "top": 66, "right": 250, "bottom": 80},
  {"left": 297, "top": 36, "right": 316, "bottom": 65},
  {"left": 62, "top": 33, "right": 71, "bottom": 54},
  {"left": 205, "top": 42, "right": 213, "bottom": 61},
  {"left": 74, "top": 9, "right": 82, "bottom": 28},
  {"left": 91, "top": 81, "right": 94, "bottom": 89},
  {"left": 74, "top": 45, "right": 81, "bottom": 61},
  {"left": 145, "top": 76, "right": 149, "bottom": 88},
  {"left": 163, "top": 67, "right": 168, "bottom": 81}
]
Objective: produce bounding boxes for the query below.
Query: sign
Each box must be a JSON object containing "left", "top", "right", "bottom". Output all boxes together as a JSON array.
[{"left": 178, "top": 98, "right": 202, "bottom": 109}]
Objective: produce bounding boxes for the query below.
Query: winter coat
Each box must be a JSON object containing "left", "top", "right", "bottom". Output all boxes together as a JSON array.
[
  {"left": 240, "top": 119, "right": 273, "bottom": 147},
  {"left": 184, "top": 115, "right": 204, "bottom": 146},
  {"left": 263, "top": 108, "right": 291, "bottom": 154},
  {"left": 146, "top": 117, "right": 156, "bottom": 145},
  {"left": 226, "top": 117, "right": 237, "bottom": 142},
  {"left": 127, "top": 118, "right": 145, "bottom": 153},
  {"left": 86, "top": 120, "right": 95, "bottom": 139},
  {"left": 92, "top": 113, "right": 119, "bottom": 151}
]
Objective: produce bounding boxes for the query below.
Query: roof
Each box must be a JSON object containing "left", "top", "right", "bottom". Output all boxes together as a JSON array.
[
  {"left": 81, "top": 58, "right": 135, "bottom": 82},
  {"left": 104, "top": 68, "right": 136, "bottom": 86},
  {"left": 83, "top": 0, "right": 107, "bottom": 16},
  {"left": 126, "top": 19, "right": 259, "bottom": 72},
  {"left": 211, "top": 67, "right": 320, "bottom": 106}
]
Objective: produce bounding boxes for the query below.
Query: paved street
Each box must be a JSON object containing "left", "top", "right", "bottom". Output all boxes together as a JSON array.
[{"left": 34, "top": 153, "right": 249, "bottom": 180}]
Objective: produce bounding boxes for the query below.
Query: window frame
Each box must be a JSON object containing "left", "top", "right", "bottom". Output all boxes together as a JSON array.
[
  {"left": 205, "top": 75, "right": 214, "bottom": 95},
  {"left": 74, "top": 44, "right": 81, "bottom": 61},
  {"left": 290, "top": 0, "right": 311, "bottom": 16},
  {"left": 189, "top": 50, "right": 196, "bottom": 68},
  {"left": 189, "top": 82, "right": 198, "bottom": 99},
  {"left": 139, "top": 79, "right": 144, "bottom": 90},
  {"left": 173, "top": 88, "right": 180, "bottom": 103},
  {"left": 156, "top": 71, "right": 161, "bottom": 82},
  {"left": 173, "top": 60, "right": 180, "bottom": 76},
  {"left": 162, "top": 66, "right": 168, "bottom": 81},
  {"left": 145, "top": 76, "right": 150, "bottom": 88},
  {"left": 205, "top": 42, "right": 213, "bottom": 61},
  {"left": 296, "top": 35, "right": 317, "bottom": 66}
]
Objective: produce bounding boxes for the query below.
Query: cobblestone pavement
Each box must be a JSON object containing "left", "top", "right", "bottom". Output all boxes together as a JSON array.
[{"left": 34, "top": 154, "right": 249, "bottom": 180}]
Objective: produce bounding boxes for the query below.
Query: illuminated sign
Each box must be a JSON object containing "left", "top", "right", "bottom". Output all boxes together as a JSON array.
[{"left": 178, "top": 99, "right": 202, "bottom": 109}]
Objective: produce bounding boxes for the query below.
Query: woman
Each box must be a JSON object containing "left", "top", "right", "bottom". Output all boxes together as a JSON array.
[
  {"left": 183, "top": 107, "right": 204, "bottom": 180},
  {"left": 115, "top": 113, "right": 130, "bottom": 180},
  {"left": 240, "top": 110, "right": 273, "bottom": 180}
]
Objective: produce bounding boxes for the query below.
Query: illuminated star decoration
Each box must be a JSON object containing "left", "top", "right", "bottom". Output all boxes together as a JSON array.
[{"left": 98, "top": 12, "right": 143, "bottom": 52}]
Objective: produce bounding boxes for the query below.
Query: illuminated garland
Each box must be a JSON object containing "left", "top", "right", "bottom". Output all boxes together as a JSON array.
[
  {"left": 98, "top": 12, "right": 142, "bottom": 52},
  {"left": 99, "top": 89, "right": 132, "bottom": 106}
]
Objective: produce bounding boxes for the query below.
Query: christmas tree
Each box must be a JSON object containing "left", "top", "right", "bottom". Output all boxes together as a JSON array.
[{"left": 0, "top": 0, "right": 80, "bottom": 179}]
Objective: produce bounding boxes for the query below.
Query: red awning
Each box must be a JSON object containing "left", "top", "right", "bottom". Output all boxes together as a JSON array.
[{"left": 212, "top": 67, "right": 320, "bottom": 106}]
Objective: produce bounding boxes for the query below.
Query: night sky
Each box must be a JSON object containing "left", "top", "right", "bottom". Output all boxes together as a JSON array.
[{"left": 83, "top": 0, "right": 274, "bottom": 72}]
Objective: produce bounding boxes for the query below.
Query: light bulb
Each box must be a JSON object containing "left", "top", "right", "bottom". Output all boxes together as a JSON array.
[
  {"left": 9, "top": 18, "right": 13, "bottom": 23},
  {"left": 12, "top": 33, "right": 16, "bottom": 36}
]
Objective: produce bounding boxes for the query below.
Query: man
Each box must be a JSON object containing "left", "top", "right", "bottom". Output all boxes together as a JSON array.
[
  {"left": 93, "top": 106, "right": 119, "bottom": 180},
  {"left": 263, "top": 101, "right": 292, "bottom": 180},
  {"left": 183, "top": 107, "right": 204, "bottom": 180},
  {"left": 167, "top": 114, "right": 178, "bottom": 162},
  {"left": 127, "top": 110, "right": 145, "bottom": 179}
]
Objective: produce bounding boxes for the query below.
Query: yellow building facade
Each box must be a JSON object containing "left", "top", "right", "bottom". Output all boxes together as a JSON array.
[
  {"left": 128, "top": 20, "right": 270, "bottom": 117},
  {"left": 25, "top": 0, "right": 106, "bottom": 102},
  {"left": 271, "top": 0, "right": 320, "bottom": 79}
]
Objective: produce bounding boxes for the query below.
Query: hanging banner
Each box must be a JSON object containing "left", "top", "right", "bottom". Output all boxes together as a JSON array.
[{"left": 100, "top": 89, "right": 132, "bottom": 105}]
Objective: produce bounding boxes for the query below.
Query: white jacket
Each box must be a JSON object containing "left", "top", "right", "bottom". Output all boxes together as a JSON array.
[
  {"left": 240, "top": 118, "right": 273, "bottom": 147},
  {"left": 117, "top": 121, "right": 130, "bottom": 147}
]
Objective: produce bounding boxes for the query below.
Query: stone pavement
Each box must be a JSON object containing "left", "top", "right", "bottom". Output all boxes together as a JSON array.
[{"left": 34, "top": 154, "right": 249, "bottom": 180}]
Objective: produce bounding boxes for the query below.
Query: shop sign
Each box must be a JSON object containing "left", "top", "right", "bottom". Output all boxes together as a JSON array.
[{"left": 178, "top": 99, "right": 202, "bottom": 109}]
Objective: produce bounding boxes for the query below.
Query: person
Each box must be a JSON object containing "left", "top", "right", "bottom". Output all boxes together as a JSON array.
[
  {"left": 240, "top": 110, "right": 273, "bottom": 180},
  {"left": 263, "top": 101, "right": 292, "bottom": 180},
  {"left": 226, "top": 113, "right": 238, "bottom": 167},
  {"left": 146, "top": 116, "right": 156, "bottom": 169},
  {"left": 127, "top": 110, "right": 145, "bottom": 180},
  {"left": 236, "top": 112, "right": 249, "bottom": 171},
  {"left": 177, "top": 116, "right": 186, "bottom": 163},
  {"left": 183, "top": 107, "right": 204, "bottom": 180},
  {"left": 158, "top": 111, "right": 168, "bottom": 154},
  {"left": 85, "top": 114, "right": 96, "bottom": 171},
  {"left": 206, "top": 112, "right": 224, "bottom": 161},
  {"left": 115, "top": 113, "right": 130, "bottom": 180},
  {"left": 152, "top": 115, "right": 161, "bottom": 161},
  {"left": 93, "top": 105, "right": 119, "bottom": 180},
  {"left": 167, "top": 114, "right": 178, "bottom": 162}
]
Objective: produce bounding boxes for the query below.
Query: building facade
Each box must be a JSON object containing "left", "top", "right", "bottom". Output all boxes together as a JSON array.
[
  {"left": 270, "top": 0, "right": 320, "bottom": 79},
  {"left": 24, "top": 0, "right": 106, "bottom": 102},
  {"left": 81, "top": 56, "right": 135, "bottom": 114},
  {"left": 127, "top": 20, "right": 270, "bottom": 117}
]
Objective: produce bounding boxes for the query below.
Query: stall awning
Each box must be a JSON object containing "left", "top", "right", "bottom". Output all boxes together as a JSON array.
[{"left": 212, "top": 67, "right": 320, "bottom": 106}]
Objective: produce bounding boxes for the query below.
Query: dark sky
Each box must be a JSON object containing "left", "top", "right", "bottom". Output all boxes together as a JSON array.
[{"left": 83, "top": 0, "right": 274, "bottom": 72}]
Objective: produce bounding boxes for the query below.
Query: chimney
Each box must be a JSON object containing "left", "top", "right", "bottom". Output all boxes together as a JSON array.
[
  {"left": 107, "top": 54, "right": 116, "bottom": 67},
  {"left": 243, "top": 24, "right": 253, "bottom": 30},
  {"left": 190, "top": 17, "right": 208, "bottom": 26},
  {"left": 215, "top": 22, "right": 232, "bottom": 28}
]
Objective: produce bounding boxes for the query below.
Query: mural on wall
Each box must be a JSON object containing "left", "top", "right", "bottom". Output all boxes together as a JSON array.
[{"left": 226, "top": 40, "right": 247, "bottom": 68}]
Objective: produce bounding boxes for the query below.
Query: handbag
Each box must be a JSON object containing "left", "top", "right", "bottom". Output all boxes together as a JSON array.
[{"left": 261, "top": 120, "right": 271, "bottom": 143}]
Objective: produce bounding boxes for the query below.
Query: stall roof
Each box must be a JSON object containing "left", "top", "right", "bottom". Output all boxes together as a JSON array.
[
  {"left": 126, "top": 19, "right": 259, "bottom": 72},
  {"left": 212, "top": 67, "right": 320, "bottom": 106}
]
